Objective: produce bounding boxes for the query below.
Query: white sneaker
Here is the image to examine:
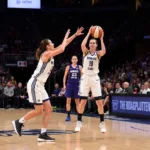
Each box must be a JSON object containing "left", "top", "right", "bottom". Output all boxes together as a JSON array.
[
  {"left": 104, "top": 111, "right": 109, "bottom": 115},
  {"left": 100, "top": 122, "right": 106, "bottom": 133},
  {"left": 75, "top": 121, "right": 82, "bottom": 132}
]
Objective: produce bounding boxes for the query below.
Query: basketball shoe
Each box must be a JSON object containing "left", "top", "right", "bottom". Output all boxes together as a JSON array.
[
  {"left": 100, "top": 122, "right": 106, "bottom": 133},
  {"left": 37, "top": 132, "right": 55, "bottom": 142},
  {"left": 75, "top": 121, "right": 82, "bottom": 132},
  {"left": 12, "top": 120, "right": 24, "bottom": 136}
]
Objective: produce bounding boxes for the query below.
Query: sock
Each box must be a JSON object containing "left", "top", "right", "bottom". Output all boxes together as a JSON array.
[
  {"left": 41, "top": 128, "right": 47, "bottom": 134},
  {"left": 100, "top": 114, "right": 104, "bottom": 122},
  {"left": 77, "top": 113, "right": 83, "bottom": 121},
  {"left": 19, "top": 117, "right": 25, "bottom": 124},
  {"left": 67, "top": 111, "right": 71, "bottom": 116}
]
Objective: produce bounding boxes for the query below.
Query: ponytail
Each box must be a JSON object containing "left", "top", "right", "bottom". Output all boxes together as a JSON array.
[
  {"left": 36, "top": 48, "right": 42, "bottom": 61},
  {"left": 36, "top": 39, "right": 50, "bottom": 60}
]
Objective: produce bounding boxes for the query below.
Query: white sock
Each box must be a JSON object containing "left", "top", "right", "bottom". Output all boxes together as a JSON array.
[
  {"left": 41, "top": 128, "right": 47, "bottom": 134},
  {"left": 19, "top": 117, "right": 25, "bottom": 123}
]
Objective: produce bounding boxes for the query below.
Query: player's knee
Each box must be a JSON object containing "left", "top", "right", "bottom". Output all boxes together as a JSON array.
[
  {"left": 36, "top": 108, "right": 43, "bottom": 114},
  {"left": 45, "top": 107, "right": 52, "bottom": 114},
  {"left": 80, "top": 101, "right": 87, "bottom": 107},
  {"left": 96, "top": 101, "right": 103, "bottom": 107},
  {"left": 66, "top": 99, "right": 71, "bottom": 105}
]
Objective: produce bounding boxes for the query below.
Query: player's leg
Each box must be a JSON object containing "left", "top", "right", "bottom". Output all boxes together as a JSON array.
[
  {"left": 75, "top": 98, "right": 79, "bottom": 113},
  {"left": 103, "top": 96, "right": 109, "bottom": 114},
  {"left": 91, "top": 75, "right": 106, "bottom": 133},
  {"left": 37, "top": 100, "right": 55, "bottom": 142},
  {"left": 12, "top": 104, "right": 43, "bottom": 136},
  {"left": 66, "top": 97, "right": 72, "bottom": 121},
  {"left": 95, "top": 99, "right": 106, "bottom": 132},
  {"left": 75, "top": 74, "right": 89, "bottom": 132},
  {"left": 12, "top": 79, "right": 43, "bottom": 136},
  {"left": 65, "top": 87, "right": 72, "bottom": 121},
  {"left": 74, "top": 85, "right": 80, "bottom": 113}
]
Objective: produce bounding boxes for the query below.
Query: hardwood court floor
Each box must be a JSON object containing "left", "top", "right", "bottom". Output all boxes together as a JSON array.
[{"left": 0, "top": 109, "right": 150, "bottom": 150}]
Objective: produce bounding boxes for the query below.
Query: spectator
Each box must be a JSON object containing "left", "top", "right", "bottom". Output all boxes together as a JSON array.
[
  {"left": 10, "top": 76, "right": 17, "bottom": 86},
  {"left": 14, "top": 82, "right": 26, "bottom": 108},
  {"left": 51, "top": 83, "right": 61, "bottom": 96},
  {"left": 133, "top": 85, "right": 140, "bottom": 94},
  {"left": 107, "top": 82, "right": 114, "bottom": 94},
  {"left": 0, "top": 76, "right": 7, "bottom": 85},
  {"left": 122, "top": 82, "right": 133, "bottom": 94},
  {"left": 3, "top": 81, "right": 14, "bottom": 108},
  {"left": 140, "top": 83, "right": 145, "bottom": 94},
  {"left": 58, "top": 87, "right": 66, "bottom": 97},
  {"left": 115, "top": 82, "right": 123, "bottom": 94},
  {"left": 103, "top": 82, "right": 113, "bottom": 114},
  {"left": 141, "top": 82, "right": 150, "bottom": 94}
]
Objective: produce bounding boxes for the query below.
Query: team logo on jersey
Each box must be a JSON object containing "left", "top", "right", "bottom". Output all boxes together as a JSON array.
[
  {"left": 112, "top": 100, "right": 119, "bottom": 111},
  {"left": 0, "top": 129, "right": 75, "bottom": 137},
  {"left": 37, "top": 99, "right": 40, "bottom": 102}
]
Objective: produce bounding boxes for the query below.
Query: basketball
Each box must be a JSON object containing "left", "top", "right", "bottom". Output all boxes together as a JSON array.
[{"left": 90, "top": 26, "right": 103, "bottom": 38}]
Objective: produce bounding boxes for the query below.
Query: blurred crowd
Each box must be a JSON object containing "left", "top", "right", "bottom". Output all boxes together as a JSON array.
[
  {"left": 101, "top": 52, "right": 150, "bottom": 94},
  {"left": 0, "top": 74, "right": 32, "bottom": 109}
]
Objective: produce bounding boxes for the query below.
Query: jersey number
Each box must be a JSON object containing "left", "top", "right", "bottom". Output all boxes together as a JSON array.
[{"left": 89, "top": 61, "right": 93, "bottom": 67}]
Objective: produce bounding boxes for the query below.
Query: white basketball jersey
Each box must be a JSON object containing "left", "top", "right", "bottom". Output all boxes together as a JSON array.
[
  {"left": 82, "top": 51, "right": 100, "bottom": 75},
  {"left": 32, "top": 57, "right": 54, "bottom": 83}
]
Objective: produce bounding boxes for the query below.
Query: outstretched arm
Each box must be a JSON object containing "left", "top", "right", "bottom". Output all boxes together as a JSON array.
[
  {"left": 42, "top": 29, "right": 70, "bottom": 62},
  {"left": 66, "top": 27, "right": 84, "bottom": 46},
  {"left": 81, "top": 26, "right": 93, "bottom": 56},
  {"left": 97, "top": 31, "right": 106, "bottom": 58}
]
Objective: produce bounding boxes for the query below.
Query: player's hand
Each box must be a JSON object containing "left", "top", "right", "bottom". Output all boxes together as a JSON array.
[
  {"left": 63, "top": 85, "right": 66, "bottom": 90},
  {"left": 88, "top": 26, "right": 94, "bottom": 34},
  {"left": 75, "top": 27, "right": 84, "bottom": 36},
  {"left": 100, "top": 30, "right": 104, "bottom": 40},
  {"left": 64, "top": 29, "right": 71, "bottom": 40}
]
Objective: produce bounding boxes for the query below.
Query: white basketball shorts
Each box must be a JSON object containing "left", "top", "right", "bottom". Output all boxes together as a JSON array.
[
  {"left": 79, "top": 74, "right": 102, "bottom": 98},
  {"left": 27, "top": 78, "right": 49, "bottom": 104}
]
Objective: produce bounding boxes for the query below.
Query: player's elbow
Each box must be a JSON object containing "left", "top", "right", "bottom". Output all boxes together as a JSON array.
[
  {"left": 101, "top": 50, "right": 106, "bottom": 56},
  {"left": 81, "top": 45, "right": 85, "bottom": 49},
  {"left": 59, "top": 44, "right": 65, "bottom": 52}
]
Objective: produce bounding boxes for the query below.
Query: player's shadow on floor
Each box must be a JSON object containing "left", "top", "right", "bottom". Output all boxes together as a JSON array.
[{"left": 0, "top": 129, "right": 77, "bottom": 137}]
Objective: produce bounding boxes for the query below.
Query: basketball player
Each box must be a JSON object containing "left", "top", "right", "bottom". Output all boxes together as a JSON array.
[
  {"left": 63, "top": 56, "right": 82, "bottom": 121},
  {"left": 12, "top": 27, "right": 84, "bottom": 142},
  {"left": 75, "top": 26, "right": 106, "bottom": 132}
]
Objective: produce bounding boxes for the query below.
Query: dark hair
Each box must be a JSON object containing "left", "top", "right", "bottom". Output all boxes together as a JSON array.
[
  {"left": 36, "top": 39, "right": 50, "bottom": 60},
  {"left": 71, "top": 55, "right": 78, "bottom": 59},
  {"left": 89, "top": 38, "right": 98, "bottom": 44}
]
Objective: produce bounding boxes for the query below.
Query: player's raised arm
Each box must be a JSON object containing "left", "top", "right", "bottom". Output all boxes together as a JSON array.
[
  {"left": 81, "top": 26, "right": 93, "bottom": 55},
  {"left": 97, "top": 31, "right": 106, "bottom": 58},
  {"left": 43, "top": 29, "right": 70, "bottom": 61},
  {"left": 66, "top": 27, "right": 84, "bottom": 46},
  {"left": 63, "top": 66, "right": 69, "bottom": 90}
]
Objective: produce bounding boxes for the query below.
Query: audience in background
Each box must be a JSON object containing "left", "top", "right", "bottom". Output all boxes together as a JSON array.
[
  {"left": 14, "top": 82, "right": 26, "bottom": 108},
  {"left": 122, "top": 82, "right": 133, "bottom": 94},
  {"left": 3, "top": 81, "right": 14, "bottom": 108},
  {"left": 141, "top": 82, "right": 150, "bottom": 94},
  {"left": 115, "top": 82, "right": 123, "bottom": 94},
  {"left": 10, "top": 76, "right": 17, "bottom": 86},
  {"left": 58, "top": 87, "right": 66, "bottom": 97},
  {"left": 51, "top": 83, "right": 61, "bottom": 97}
]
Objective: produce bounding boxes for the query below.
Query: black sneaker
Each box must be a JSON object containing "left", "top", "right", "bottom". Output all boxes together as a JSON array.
[
  {"left": 12, "top": 120, "right": 24, "bottom": 136},
  {"left": 37, "top": 132, "right": 55, "bottom": 142}
]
